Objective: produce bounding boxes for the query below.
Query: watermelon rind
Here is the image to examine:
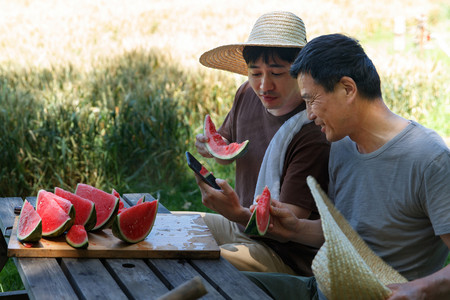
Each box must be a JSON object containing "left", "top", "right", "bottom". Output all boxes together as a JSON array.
[
  {"left": 55, "top": 187, "right": 97, "bottom": 232},
  {"left": 244, "top": 209, "right": 259, "bottom": 235},
  {"left": 75, "top": 184, "right": 120, "bottom": 231},
  {"left": 65, "top": 225, "right": 89, "bottom": 249},
  {"left": 36, "top": 190, "right": 74, "bottom": 237},
  {"left": 17, "top": 200, "right": 42, "bottom": 243},
  {"left": 204, "top": 114, "right": 249, "bottom": 160},
  {"left": 112, "top": 200, "right": 158, "bottom": 243},
  {"left": 244, "top": 186, "right": 271, "bottom": 236}
]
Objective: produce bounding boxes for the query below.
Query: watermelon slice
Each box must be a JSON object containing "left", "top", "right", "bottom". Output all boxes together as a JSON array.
[
  {"left": 65, "top": 225, "right": 89, "bottom": 249},
  {"left": 17, "top": 200, "right": 42, "bottom": 243},
  {"left": 55, "top": 187, "right": 97, "bottom": 232},
  {"left": 75, "top": 184, "right": 119, "bottom": 231},
  {"left": 51, "top": 193, "right": 76, "bottom": 221},
  {"left": 36, "top": 190, "right": 73, "bottom": 237},
  {"left": 136, "top": 195, "right": 146, "bottom": 205},
  {"left": 112, "top": 200, "right": 158, "bottom": 243},
  {"left": 112, "top": 189, "right": 127, "bottom": 214},
  {"left": 204, "top": 114, "right": 249, "bottom": 160},
  {"left": 244, "top": 186, "right": 271, "bottom": 236}
]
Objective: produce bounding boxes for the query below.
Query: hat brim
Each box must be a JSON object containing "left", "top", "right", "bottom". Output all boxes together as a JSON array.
[
  {"left": 199, "top": 42, "right": 304, "bottom": 76},
  {"left": 306, "top": 176, "right": 408, "bottom": 299}
]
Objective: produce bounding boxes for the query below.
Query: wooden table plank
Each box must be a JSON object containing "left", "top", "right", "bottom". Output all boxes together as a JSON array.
[
  {"left": 149, "top": 258, "right": 224, "bottom": 299},
  {"left": 191, "top": 258, "right": 272, "bottom": 300},
  {"left": 105, "top": 258, "right": 170, "bottom": 299},
  {"left": 61, "top": 258, "right": 128, "bottom": 299},
  {"left": 14, "top": 257, "right": 77, "bottom": 300},
  {"left": 0, "top": 197, "right": 24, "bottom": 272}
]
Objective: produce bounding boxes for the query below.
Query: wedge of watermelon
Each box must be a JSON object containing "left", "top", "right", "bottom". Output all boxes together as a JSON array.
[
  {"left": 36, "top": 190, "right": 73, "bottom": 237},
  {"left": 112, "top": 200, "right": 158, "bottom": 243},
  {"left": 75, "top": 184, "right": 119, "bottom": 231},
  {"left": 244, "top": 186, "right": 271, "bottom": 236},
  {"left": 17, "top": 200, "right": 42, "bottom": 243},
  {"left": 204, "top": 114, "right": 249, "bottom": 160},
  {"left": 112, "top": 189, "right": 127, "bottom": 214},
  {"left": 55, "top": 187, "right": 97, "bottom": 232},
  {"left": 52, "top": 193, "right": 76, "bottom": 221},
  {"left": 65, "top": 225, "right": 89, "bottom": 249}
]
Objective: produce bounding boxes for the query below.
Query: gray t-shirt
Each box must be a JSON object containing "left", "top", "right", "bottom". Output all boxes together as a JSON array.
[{"left": 328, "top": 121, "right": 450, "bottom": 281}]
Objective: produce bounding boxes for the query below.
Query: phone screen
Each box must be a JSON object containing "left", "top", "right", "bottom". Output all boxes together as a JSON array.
[{"left": 185, "top": 151, "right": 220, "bottom": 189}]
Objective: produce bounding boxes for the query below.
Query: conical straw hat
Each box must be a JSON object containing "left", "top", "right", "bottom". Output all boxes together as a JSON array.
[
  {"left": 199, "top": 11, "right": 307, "bottom": 76},
  {"left": 306, "top": 176, "right": 408, "bottom": 300}
]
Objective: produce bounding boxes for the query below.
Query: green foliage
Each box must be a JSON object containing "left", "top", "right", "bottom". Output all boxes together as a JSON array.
[
  {"left": 0, "top": 259, "right": 25, "bottom": 292},
  {"left": 0, "top": 49, "right": 238, "bottom": 212}
]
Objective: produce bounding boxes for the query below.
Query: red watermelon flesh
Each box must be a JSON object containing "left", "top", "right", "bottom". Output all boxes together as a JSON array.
[
  {"left": 244, "top": 186, "right": 271, "bottom": 236},
  {"left": 36, "top": 190, "right": 73, "bottom": 237},
  {"left": 136, "top": 195, "right": 146, "bottom": 205},
  {"left": 75, "top": 183, "right": 119, "bottom": 231},
  {"left": 204, "top": 114, "right": 249, "bottom": 160},
  {"left": 112, "top": 200, "right": 158, "bottom": 243},
  {"left": 255, "top": 186, "right": 271, "bottom": 235},
  {"left": 112, "top": 189, "right": 127, "bottom": 214},
  {"left": 51, "top": 193, "right": 75, "bottom": 220},
  {"left": 54, "top": 187, "right": 97, "bottom": 232},
  {"left": 17, "top": 200, "right": 42, "bottom": 243},
  {"left": 65, "top": 225, "right": 88, "bottom": 249}
]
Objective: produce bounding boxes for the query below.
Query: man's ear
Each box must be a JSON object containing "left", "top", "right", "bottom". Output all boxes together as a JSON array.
[{"left": 340, "top": 76, "right": 357, "bottom": 100}]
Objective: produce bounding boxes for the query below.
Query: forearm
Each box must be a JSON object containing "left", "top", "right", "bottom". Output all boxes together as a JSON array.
[{"left": 291, "top": 218, "right": 324, "bottom": 248}]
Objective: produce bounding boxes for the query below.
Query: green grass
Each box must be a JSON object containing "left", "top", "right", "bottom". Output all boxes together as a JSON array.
[{"left": 0, "top": 260, "right": 25, "bottom": 292}]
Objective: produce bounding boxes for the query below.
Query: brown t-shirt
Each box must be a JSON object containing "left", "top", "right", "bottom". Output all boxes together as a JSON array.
[{"left": 219, "top": 81, "right": 330, "bottom": 276}]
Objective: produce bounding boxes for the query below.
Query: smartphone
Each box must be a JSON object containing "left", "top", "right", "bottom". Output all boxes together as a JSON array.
[{"left": 185, "top": 151, "right": 221, "bottom": 189}]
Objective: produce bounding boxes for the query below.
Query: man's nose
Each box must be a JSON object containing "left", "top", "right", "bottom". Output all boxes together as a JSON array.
[
  {"left": 260, "top": 75, "right": 274, "bottom": 92},
  {"left": 306, "top": 106, "right": 316, "bottom": 120}
]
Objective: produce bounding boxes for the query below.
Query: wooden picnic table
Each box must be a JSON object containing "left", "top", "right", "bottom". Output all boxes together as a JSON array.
[{"left": 0, "top": 193, "right": 271, "bottom": 300}]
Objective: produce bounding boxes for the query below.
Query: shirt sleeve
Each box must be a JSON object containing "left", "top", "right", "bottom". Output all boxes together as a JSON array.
[{"left": 421, "top": 150, "right": 450, "bottom": 235}]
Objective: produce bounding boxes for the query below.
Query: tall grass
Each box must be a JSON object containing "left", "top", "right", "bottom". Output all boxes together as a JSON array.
[{"left": 0, "top": 49, "right": 237, "bottom": 206}]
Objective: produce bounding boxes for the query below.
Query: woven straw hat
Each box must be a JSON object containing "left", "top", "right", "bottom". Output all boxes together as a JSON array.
[
  {"left": 199, "top": 11, "right": 307, "bottom": 76},
  {"left": 306, "top": 176, "right": 408, "bottom": 300}
]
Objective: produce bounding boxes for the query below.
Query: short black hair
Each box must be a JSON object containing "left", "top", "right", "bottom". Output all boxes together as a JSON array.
[
  {"left": 243, "top": 46, "right": 301, "bottom": 66},
  {"left": 290, "top": 34, "right": 381, "bottom": 100}
]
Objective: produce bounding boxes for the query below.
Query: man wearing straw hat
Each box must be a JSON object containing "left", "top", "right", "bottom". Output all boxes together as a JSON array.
[
  {"left": 244, "top": 33, "right": 450, "bottom": 299},
  {"left": 194, "top": 11, "right": 330, "bottom": 277}
]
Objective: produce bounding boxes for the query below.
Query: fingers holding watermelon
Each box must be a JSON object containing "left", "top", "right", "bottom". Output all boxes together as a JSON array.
[{"left": 195, "top": 134, "right": 214, "bottom": 158}]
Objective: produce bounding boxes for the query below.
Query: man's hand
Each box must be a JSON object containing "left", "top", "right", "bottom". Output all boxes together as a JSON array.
[
  {"left": 265, "top": 199, "right": 302, "bottom": 242},
  {"left": 387, "top": 261, "right": 450, "bottom": 300},
  {"left": 194, "top": 174, "right": 251, "bottom": 226},
  {"left": 195, "top": 134, "right": 213, "bottom": 158},
  {"left": 387, "top": 282, "right": 426, "bottom": 300}
]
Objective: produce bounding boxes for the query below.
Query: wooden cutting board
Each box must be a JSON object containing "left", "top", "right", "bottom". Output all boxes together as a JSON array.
[{"left": 8, "top": 213, "right": 220, "bottom": 259}]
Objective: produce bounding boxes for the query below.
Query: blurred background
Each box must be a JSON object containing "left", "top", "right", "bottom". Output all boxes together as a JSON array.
[{"left": 0, "top": 0, "right": 449, "bottom": 291}]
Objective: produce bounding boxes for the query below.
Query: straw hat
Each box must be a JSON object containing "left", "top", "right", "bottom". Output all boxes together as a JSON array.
[
  {"left": 306, "top": 176, "right": 408, "bottom": 300},
  {"left": 199, "top": 11, "right": 307, "bottom": 76}
]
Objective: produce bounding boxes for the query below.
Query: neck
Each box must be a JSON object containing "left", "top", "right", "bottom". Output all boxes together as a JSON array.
[{"left": 350, "top": 99, "right": 410, "bottom": 154}]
